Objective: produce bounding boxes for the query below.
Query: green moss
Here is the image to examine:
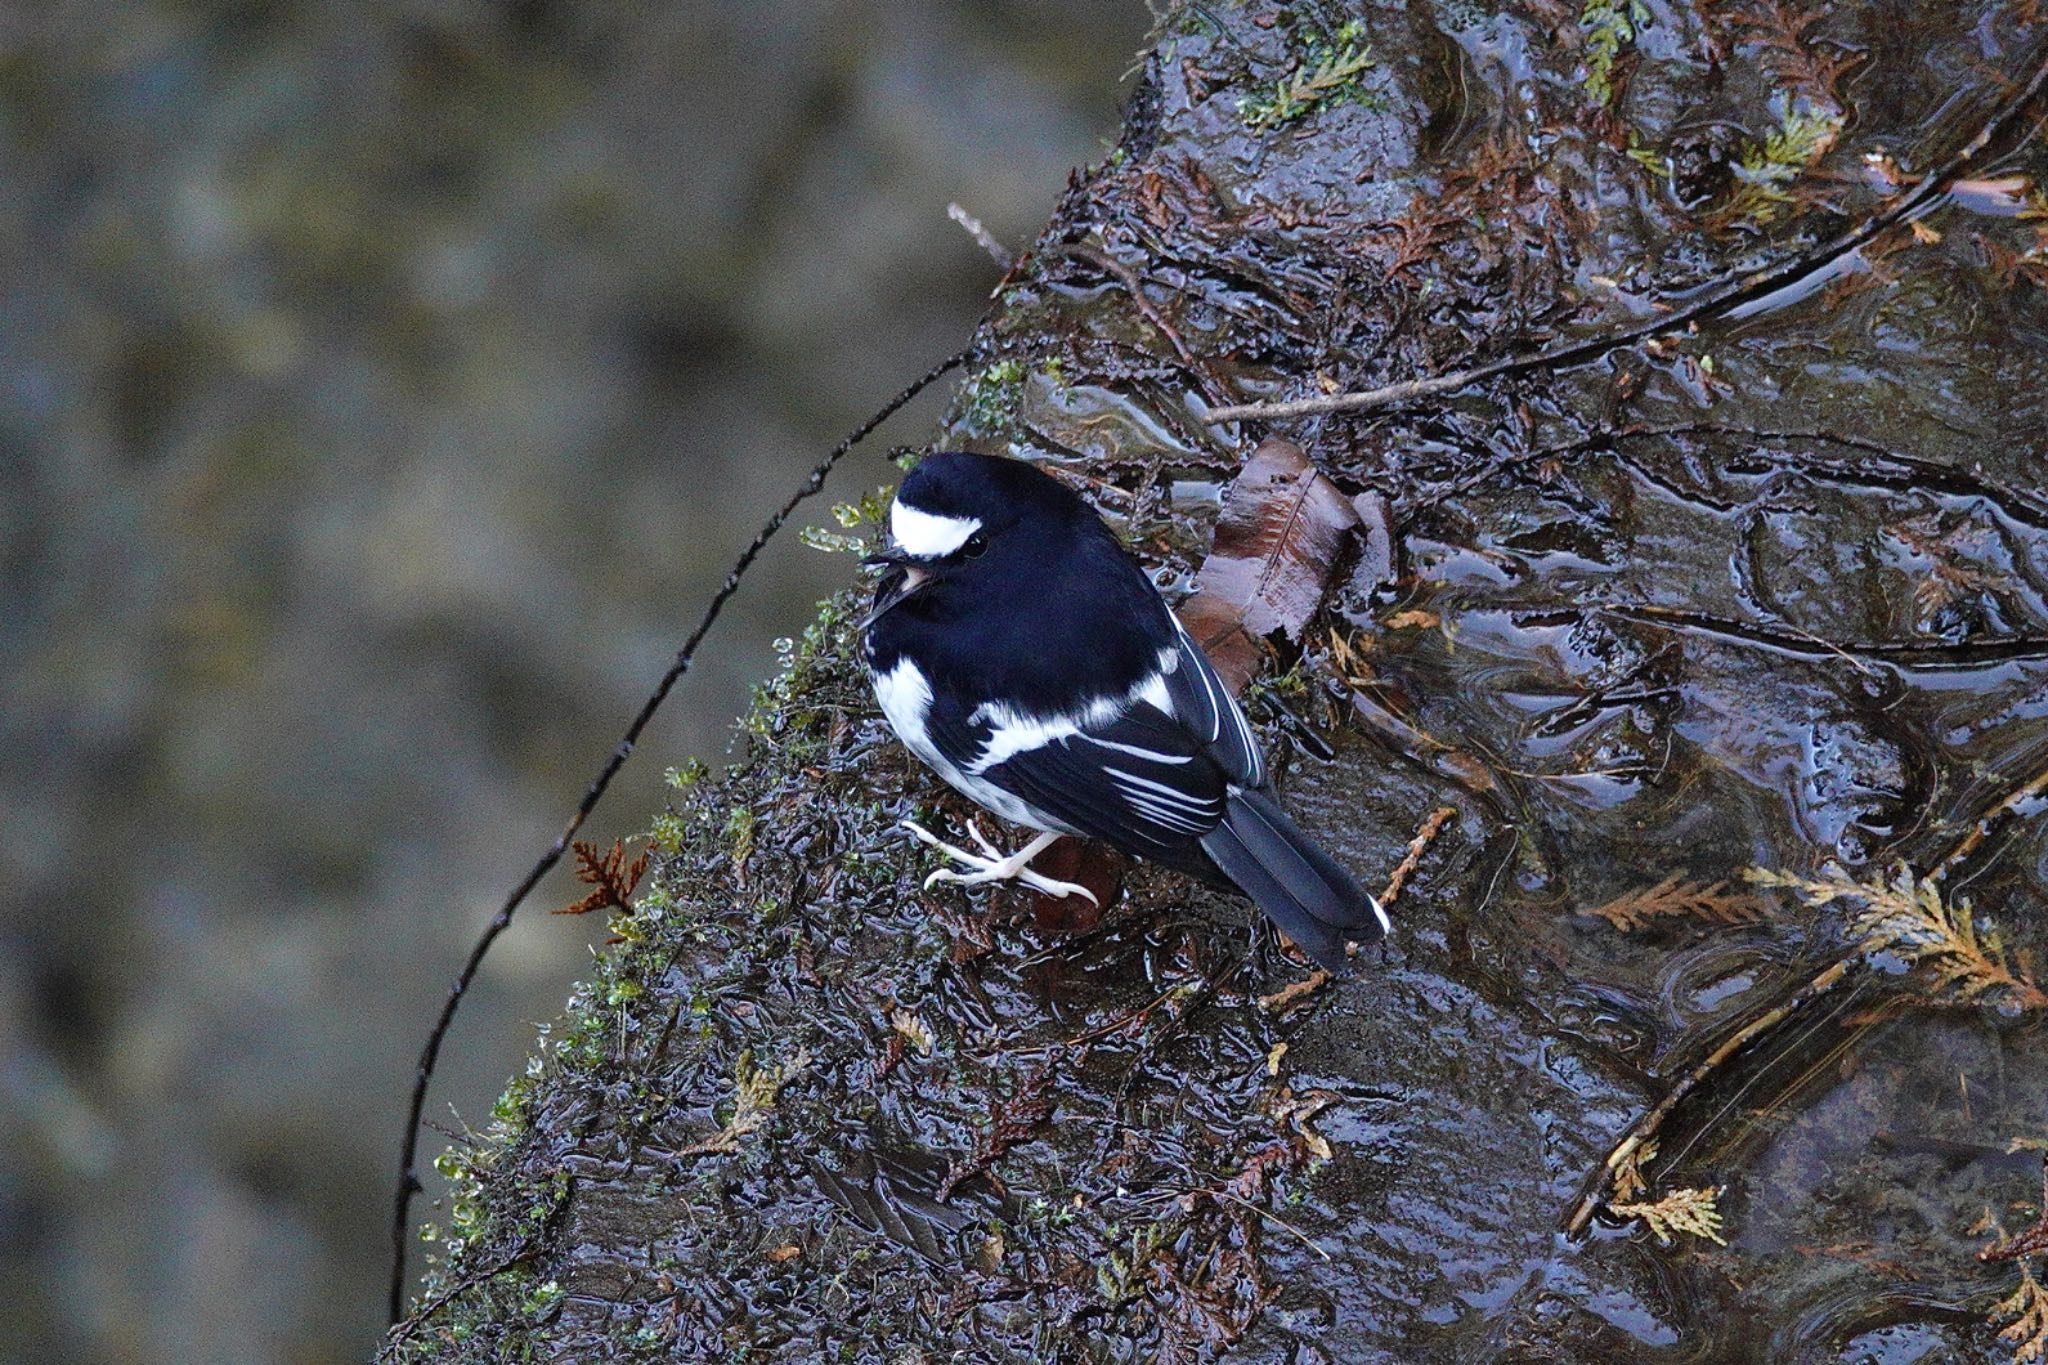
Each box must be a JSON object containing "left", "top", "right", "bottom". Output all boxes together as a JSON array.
[
  {"left": 1724, "top": 95, "right": 1844, "bottom": 227},
  {"left": 953, "top": 357, "right": 1030, "bottom": 436},
  {"left": 798, "top": 485, "right": 893, "bottom": 554},
  {"left": 1580, "top": 0, "right": 1651, "bottom": 110},
  {"left": 645, "top": 810, "right": 687, "bottom": 856},
  {"left": 725, "top": 805, "right": 756, "bottom": 868},
  {"left": 1626, "top": 130, "right": 1672, "bottom": 178},
  {"left": 1239, "top": 20, "right": 1379, "bottom": 131}
]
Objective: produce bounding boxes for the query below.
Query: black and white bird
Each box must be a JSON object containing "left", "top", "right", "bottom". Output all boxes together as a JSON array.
[{"left": 861, "top": 450, "right": 1388, "bottom": 969}]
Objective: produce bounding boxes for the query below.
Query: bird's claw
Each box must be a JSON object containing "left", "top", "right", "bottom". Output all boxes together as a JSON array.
[
  {"left": 961, "top": 818, "right": 1004, "bottom": 861},
  {"left": 899, "top": 819, "right": 1100, "bottom": 905},
  {"left": 926, "top": 864, "right": 1102, "bottom": 905}
]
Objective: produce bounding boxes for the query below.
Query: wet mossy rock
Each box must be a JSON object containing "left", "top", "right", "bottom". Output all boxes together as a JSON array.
[{"left": 392, "top": 2, "right": 2048, "bottom": 1360}]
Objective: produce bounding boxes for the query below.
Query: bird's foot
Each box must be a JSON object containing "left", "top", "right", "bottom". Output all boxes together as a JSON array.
[{"left": 899, "top": 819, "right": 1100, "bottom": 904}]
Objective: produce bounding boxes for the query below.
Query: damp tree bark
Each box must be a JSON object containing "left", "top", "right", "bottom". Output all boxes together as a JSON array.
[{"left": 386, "top": 3, "right": 2048, "bottom": 1360}]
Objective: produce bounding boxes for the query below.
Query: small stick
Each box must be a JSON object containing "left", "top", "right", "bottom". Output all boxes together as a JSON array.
[
  {"left": 1063, "top": 243, "right": 1234, "bottom": 406},
  {"left": 1210, "top": 1188, "right": 1332, "bottom": 1261},
  {"left": 1930, "top": 758, "right": 2048, "bottom": 883},
  {"left": 1378, "top": 805, "right": 1456, "bottom": 909},
  {"left": 1563, "top": 955, "right": 1857, "bottom": 1237},
  {"left": 377, "top": 1237, "right": 536, "bottom": 1360}
]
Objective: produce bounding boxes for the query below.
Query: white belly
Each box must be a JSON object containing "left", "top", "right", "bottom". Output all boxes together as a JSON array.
[{"left": 870, "top": 656, "right": 1064, "bottom": 833}]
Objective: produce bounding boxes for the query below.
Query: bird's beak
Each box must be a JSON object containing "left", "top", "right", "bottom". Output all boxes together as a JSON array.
[
  {"left": 859, "top": 544, "right": 908, "bottom": 572},
  {"left": 860, "top": 544, "right": 932, "bottom": 628}
]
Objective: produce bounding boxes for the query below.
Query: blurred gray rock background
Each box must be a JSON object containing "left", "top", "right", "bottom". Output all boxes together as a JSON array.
[{"left": 0, "top": 2, "right": 1146, "bottom": 1358}]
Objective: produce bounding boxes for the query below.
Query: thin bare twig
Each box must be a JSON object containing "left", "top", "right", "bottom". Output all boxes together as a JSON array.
[
  {"left": 377, "top": 1235, "right": 540, "bottom": 1360},
  {"left": 1590, "top": 603, "right": 2048, "bottom": 669},
  {"left": 385, "top": 348, "right": 968, "bottom": 1323},
  {"left": 1063, "top": 243, "right": 1235, "bottom": 406},
  {"left": 1201, "top": 45, "right": 2048, "bottom": 427},
  {"left": 1210, "top": 1188, "right": 1332, "bottom": 1260},
  {"left": 948, "top": 202, "right": 1015, "bottom": 272},
  {"left": 1377, "top": 805, "right": 1456, "bottom": 909},
  {"left": 1563, "top": 954, "right": 1857, "bottom": 1236},
  {"left": 1932, "top": 758, "right": 2048, "bottom": 883}
]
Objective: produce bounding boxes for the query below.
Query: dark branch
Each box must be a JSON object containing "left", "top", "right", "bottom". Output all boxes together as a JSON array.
[
  {"left": 1200, "top": 42, "right": 2048, "bottom": 427},
  {"left": 385, "top": 348, "right": 969, "bottom": 1323}
]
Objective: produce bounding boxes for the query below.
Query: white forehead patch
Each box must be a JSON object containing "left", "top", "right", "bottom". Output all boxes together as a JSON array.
[{"left": 891, "top": 501, "right": 981, "bottom": 559}]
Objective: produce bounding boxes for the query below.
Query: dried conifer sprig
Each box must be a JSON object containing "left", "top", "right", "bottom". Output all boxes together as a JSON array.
[
  {"left": 1584, "top": 873, "right": 1765, "bottom": 932},
  {"left": 1610, "top": 1185, "right": 1728, "bottom": 1247},
  {"left": 678, "top": 1047, "right": 812, "bottom": 1157},
  {"left": 1611, "top": 1138, "right": 1658, "bottom": 1203},
  {"left": 938, "top": 1063, "right": 1055, "bottom": 1201},
  {"left": 555, "top": 838, "right": 650, "bottom": 916},
  {"left": 1994, "top": 1260, "right": 2048, "bottom": 1364},
  {"left": 1747, "top": 865, "right": 2047, "bottom": 1011}
]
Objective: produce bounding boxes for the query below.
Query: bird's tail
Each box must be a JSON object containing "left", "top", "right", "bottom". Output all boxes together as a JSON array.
[{"left": 1199, "top": 787, "right": 1389, "bottom": 970}]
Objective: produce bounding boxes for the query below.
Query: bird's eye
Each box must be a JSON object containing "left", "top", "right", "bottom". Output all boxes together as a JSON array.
[{"left": 960, "top": 530, "right": 989, "bottom": 559}]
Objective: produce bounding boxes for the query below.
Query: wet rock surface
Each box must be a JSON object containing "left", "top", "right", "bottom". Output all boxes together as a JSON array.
[{"left": 395, "top": 2, "right": 2048, "bottom": 1360}]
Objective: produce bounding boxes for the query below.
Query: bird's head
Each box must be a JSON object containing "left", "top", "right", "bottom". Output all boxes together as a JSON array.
[{"left": 860, "top": 451, "right": 1074, "bottom": 627}]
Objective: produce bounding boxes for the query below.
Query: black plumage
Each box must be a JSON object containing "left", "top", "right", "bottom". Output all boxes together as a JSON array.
[{"left": 862, "top": 450, "right": 1386, "bottom": 969}]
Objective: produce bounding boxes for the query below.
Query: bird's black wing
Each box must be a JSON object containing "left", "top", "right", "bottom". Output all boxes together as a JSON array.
[
  {"left": 1161, "top": 613, "right": 1265, "bottom": 788},
  {"left": 928, "top": 698, "right": 1230, "bottom": 859}
]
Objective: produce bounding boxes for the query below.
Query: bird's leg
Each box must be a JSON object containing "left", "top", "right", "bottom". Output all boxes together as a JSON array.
[{"left": 898, "top": 820, "right": 1100, "bottom": 904}]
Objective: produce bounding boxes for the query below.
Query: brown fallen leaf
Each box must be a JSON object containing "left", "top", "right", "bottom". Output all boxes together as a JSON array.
[
  {"left": 1382, "top": 609, "right": 1440, "bottom": 631},
  {"left": 1858, "top": 161, "right": 2034, "bottom": 217},
  {"left": 764, "top": 1243, "right": 802, "bottom": 1264},
  {"left": 1346, "top": 490, "right": 1398, "bottom": 597},
  {"left": 1951, "top": 174, "right": 2035, "bottom": 217},
  {"left": 1177, "top": 436, "right": 1360, "bottom": 693},
  {"left": 1270, "top": 1088, "right": 1339, "bottom": 1161}
]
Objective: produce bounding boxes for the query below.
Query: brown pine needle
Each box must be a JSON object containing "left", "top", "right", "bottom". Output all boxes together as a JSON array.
[
  {"left": 1747, "top": 865, "right": 2048, "bottom": 1011},
  {"left": 1584, "top": 873, "right": 1765, "bottom": 932}
]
